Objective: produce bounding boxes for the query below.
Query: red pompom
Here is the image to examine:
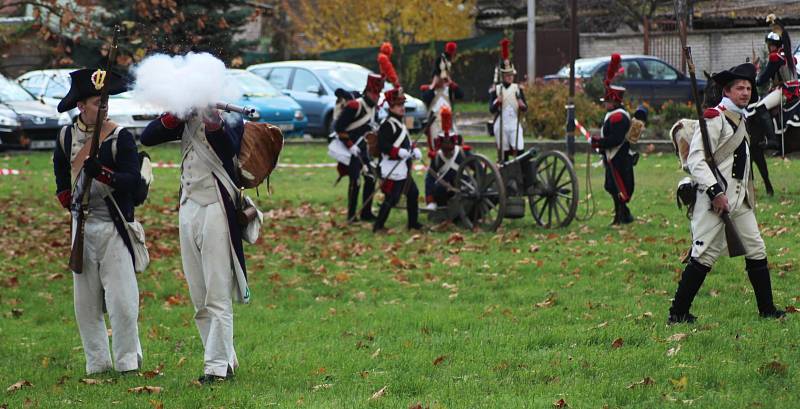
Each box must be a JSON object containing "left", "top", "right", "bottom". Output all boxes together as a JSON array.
[
  {"left": 445, "top": 41, "right": 457, "bottom": 56},
  {"left": 377, "top": 53, "right": 399, "bottom": 88},
  {"left": 703, "top": 108, "right": 720, "bottom": 119},
  {"left": 440, "top": 106, "right": 452, "bottom": 134},
  {"left": 500, "top": 38, "right": 511, "bottom": 60},
  {"left": 609, "top": 112, "right": 624, "bottom": 124},
  {"left": 379, "top": 42, "right": 393, "bottom": 57}
]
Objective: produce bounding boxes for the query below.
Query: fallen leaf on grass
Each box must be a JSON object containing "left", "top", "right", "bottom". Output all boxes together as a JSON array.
[
  {"left": 446, "top": 233, "right": 464, "bottom": 245},
  {"left": 611, "top": 338, "right": 624, "bottom": 349},
  {"left": 553, "top": 398, "right": 568, "bottom": 408},
  {"left": 670, "top": 375, "right": 688, "bottom": 391},
  {"left": 128, "top": 386, "right": 162, "bottom": 394},
  {"left": 432, "top": 355, "right": 447, "bottom": 366},
  {"left": 667, "top": 333, "right": 688, "bottom": 342},
  {"left": 11, "top": 308, "right": 23, "bottom": 318},
  {"left": 667, "top": 345, "right": 681, "bottom": 357},
  {"left": 535, "top": 294, "right": 557, "bottom": 308},
  {"left": 369, "top": 385, "right": 387, "bottom": 400},
  {"left": 80, "top": 378, "right": 114, "bottom": 385},
  {"left": 528, "top": 244, "right": 540, "bottom": 253},
  {"left": 758, "top": 360, "right": 788, "bottom": 376},
  {"left": 1, "top": 276, "right": 18, "bottom": 288},
  {"left": 46, "top": 273, "right": 63, "bottom": 281},
  {"left": 149, "top": 400, "right": 163, "bottom": 409},
  {"left": 312, "top": 383, "right": 332, "bottom": 391},
  {"left": 6, "top": 380, "right": 32, "bottom": 392},
  {"left": 785, "top": 305, "right": 799, "bottom": 313},
  {"left": 142, "top": 363, "right": 164, "bottom": 379},
  {"left": 176, "top": 357, "right": 187, "bottom": 367},
  {"left": 371, "top": 348, "right": 381, "bottom": 358},
  {"left": 627, "top": 377, "right": 655, "bottom": 388}
]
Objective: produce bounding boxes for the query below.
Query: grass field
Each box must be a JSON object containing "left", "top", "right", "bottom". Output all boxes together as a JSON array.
[{"left": 1, "top": 144, "right": 799, "bottom": 408}]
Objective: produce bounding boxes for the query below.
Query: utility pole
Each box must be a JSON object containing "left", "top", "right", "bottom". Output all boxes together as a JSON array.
[
  {"left": 527, "top": 0, "right": 535, "bottom": 81},
  {"left": 565, "top": 0, "right": 577, "bottom": 162}
]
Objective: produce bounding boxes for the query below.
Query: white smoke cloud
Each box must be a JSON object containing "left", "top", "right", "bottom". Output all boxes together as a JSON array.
[{"left": 131, "top": 52, "right": 241, "bottom": 118}]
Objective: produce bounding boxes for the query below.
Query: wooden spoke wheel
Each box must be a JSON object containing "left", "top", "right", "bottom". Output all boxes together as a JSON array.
[
  {"left": 528, "top": 150, "right": 578, "bottom": 228},
  {"left": 454, "top": 154, "right": 506, "bottom": 231}
]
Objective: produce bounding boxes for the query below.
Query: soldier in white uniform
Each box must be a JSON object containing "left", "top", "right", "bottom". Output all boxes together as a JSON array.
[
  {"left": 422, "top": 42, "right": 463, "bottom": 147},
  {"left": 141, "top": 109, "right": 249, "bottom": 383},
  {"left": 490, "top": 38, "right": 527, "bottom": 161},
  {"left": 53, "top": 69, "right": 143, "bottom": 375},
  {"left": 667, "top": 64, "right": 786, "bottom": 324}
]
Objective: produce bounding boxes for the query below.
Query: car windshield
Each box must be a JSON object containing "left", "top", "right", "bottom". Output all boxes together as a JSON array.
[
  {"left": 317, "top": 67, "right": 394, "bottom": 92},
  {"left": 555, "top": 60, "right": 604, "bottom": 77},
  {"left": 0, "top": 75, "right": 35, "bottom": 101},
  {"left": 229, "top": 72, "right": 279, "bottom": 97}
]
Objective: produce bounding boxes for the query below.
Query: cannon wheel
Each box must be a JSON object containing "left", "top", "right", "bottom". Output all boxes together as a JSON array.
[
  {"left": 454, "top": 154, "right": 506, "bottom": 231},
  {"left": 529, "top": 150, "right": 578, "bottom": 228}
]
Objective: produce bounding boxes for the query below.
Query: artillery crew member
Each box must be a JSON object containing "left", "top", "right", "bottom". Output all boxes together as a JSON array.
[
  {"left": 591, "top": 53, "right": 636, "bottom": 225},
  {"left": 422, "top": 41, "right": 463, "bottom": 147},
  {"left": 53, "top": 68, "right": 143, "bottom": 375},
  {"left": 141, "top": 108, "right": 249, "bottom": 383},
  {"left": 373, "top": 87, "right": 423, "bottom": 232},
  {"left": 424, "top": 106, "right": 464, "bottom": 210},
  {"left": 667, "top": 63, "right": 785, "bottom": 323},
  {"left": 490, "top": 38, "right": 527, "bottom": 161},
  {"left": 754, "top": 14, "right": 800, "bottom": 150},
  {"left": 334, "top": 73, "right": 383, "bottom": 222}
]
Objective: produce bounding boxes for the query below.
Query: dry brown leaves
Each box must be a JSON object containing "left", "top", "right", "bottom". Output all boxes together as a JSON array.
[
  {"left": 611, "top": 338, "right": 624, "bottom": 349},
  {"left": 432, "top": 355, "right": 447, "bottom": 366},
  {"left": 758, "top": 360, "right": 788, "bottom": 376},
  {"left": 535, "top": 294, "right": 557, "bottom": 308},
  {"left": 369, "top": 385, "right": 387, "bottom": 400},
  {"left": 128, "top": 386, "right": 163, "bottom": 394},
  {"left": 6, "top": 380, "right": 33, "bottom": 393},
  {"left": 627, "top": 377, "right": 655, "bottom": 388}
]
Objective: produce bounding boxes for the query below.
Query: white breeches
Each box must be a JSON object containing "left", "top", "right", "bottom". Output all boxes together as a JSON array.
[
  {"left": 179, "top": 198, "right": 238, "bottom": 377},
  {"left": 72, "top": 217, "right": 142, "bottom": 374},
  {"left": 494, "top": 120, "right": 525, "bottom": 151},
  {"left": 690, "top": 202, "right": 767, "bottom": 267}
]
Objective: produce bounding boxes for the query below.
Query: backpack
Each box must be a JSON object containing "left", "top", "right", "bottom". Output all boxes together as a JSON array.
[
  {"left": 59, "top": 125, "right": 152, "bottom": 206},
  {"left": 236, "top": 121, "right": 284, "bottom": 189}
]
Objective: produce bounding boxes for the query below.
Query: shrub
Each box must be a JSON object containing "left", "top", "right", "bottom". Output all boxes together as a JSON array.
[{"left": 522, "top": 79, "right": 605, "bottom": 140}]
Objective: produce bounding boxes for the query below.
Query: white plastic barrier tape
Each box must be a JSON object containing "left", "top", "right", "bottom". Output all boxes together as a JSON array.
[{"left": 0, "top": 168, "right": 21, "bottom": 175}]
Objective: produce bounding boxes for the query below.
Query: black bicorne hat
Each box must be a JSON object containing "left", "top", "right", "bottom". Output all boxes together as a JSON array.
[
  {"left": 58, "top": 68, "right": 127, "bottom": 113},
  {"left": 711, "top": 63, "right": 759, "bottom": 103}
]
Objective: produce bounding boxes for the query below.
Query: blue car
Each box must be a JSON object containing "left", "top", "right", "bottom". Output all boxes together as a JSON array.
[
  {"left": 246, "top": 61, "right": 427, "bottom": 137},
  {"left": 226, "top": 69, "right": 307, "bottom": 137}
]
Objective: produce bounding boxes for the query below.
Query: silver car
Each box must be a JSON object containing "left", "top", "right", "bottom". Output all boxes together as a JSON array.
[
  {"left": 247, "top": 61, "right": 428, "bottom": 137},
  {"left": 0, "top": 74, "right": 71, "bottom": 150},
  {"left": 17, "top": 69, "right": 161, "bottom": 137}
]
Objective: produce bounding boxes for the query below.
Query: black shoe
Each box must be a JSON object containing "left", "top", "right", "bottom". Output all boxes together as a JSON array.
[
  {"left": 760, "top": 309, "right": 787, "bottom": 319},
  {"left": 360, "top": 212, "right": 377, "bottom": 222},
  {"left": 198, "top": 374, "right": 227, "bottom": 385},
  {"left": 372, "top": 225, "right": 387, "bottom": 234},
  {"left": 119, "top": 370, "right": 139, "bottom": 376},
  {"left": 619, "top": 213, "right": 635, "bottom": 224},
  {"left": 408, "top": 222, "right": 424, "bottom": 230},
  {"left": 667, "top": 313, "right": 697, "bottom": 324}
]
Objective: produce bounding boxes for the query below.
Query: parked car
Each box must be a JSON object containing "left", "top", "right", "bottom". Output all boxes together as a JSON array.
[
  {"left": 17, "top": 69, "right": 161, "bottom": 137},
  {"left": 544, "top": 55, "right": 706, "bottom": 106},
  {"left": 247, "top": 60, "right": 427, "bottom": 137},
  {"left": 0, "top": 74, "right": 71, "bottom": 150},
  {"left": 226, "top": 69, "right": 307, "bottom": 137}
]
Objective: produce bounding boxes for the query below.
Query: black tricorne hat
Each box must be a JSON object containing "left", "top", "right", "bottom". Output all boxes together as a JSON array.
[
  {"left": 57, "top": 68, "right": 127, "bottom": 113},
  {"left": 711, "top": 63, "right": 759, "bottom": 103}
]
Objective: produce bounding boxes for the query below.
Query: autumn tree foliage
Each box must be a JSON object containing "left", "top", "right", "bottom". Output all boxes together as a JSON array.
[
  {"left": 284, "top": 0, "right": 476, "bottom": 53},
  {"left": 4, "top": 0, "right": 259, "bottom": 68}
]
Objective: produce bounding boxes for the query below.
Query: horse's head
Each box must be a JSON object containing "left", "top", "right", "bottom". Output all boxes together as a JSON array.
[{"left": 702, "top": 71, "right": 722, "bottom": 108}]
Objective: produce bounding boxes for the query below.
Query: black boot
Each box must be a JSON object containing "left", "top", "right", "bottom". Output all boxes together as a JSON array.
[
  {"left": 360, "top": 176, "right": 376, "bottom": 221},
  {"left": 373, "top": 202, "right": 392, "bottom": 233},
  {"left": 407, "top": 194, "right": 423, "bottom": 230},
  {"left": 756, "top": 105, "right": 780, "bottom": 150},
  {"left": 745, "top": 258, "right": 786, "bottom": 319},
  {"left": 610, "top": 196, "right": 621, "bottom": 225},
  {"left": 619, "top": 202, "right": 634, "bottom": 224},
  {"left": 347, "top": 181, "right": 360, "bottom": 222},
  {"left": 668, "top": 260, "right": 711, "bottom": 324}
]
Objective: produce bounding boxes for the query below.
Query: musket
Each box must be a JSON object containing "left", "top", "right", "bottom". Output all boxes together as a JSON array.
[
  {"left": 684, "top": 46, "right": 746, "bottom": 257},
  {"left": 215, "top": 102, "right": 259, "bottom": 119},
  {"left": 69, "top": 26, "right": 121, "bottom": 273}
]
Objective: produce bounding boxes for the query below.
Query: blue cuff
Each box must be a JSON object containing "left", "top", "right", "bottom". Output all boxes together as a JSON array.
[{"left": 706, "top": 183, "right": 724, "bottom": 200}]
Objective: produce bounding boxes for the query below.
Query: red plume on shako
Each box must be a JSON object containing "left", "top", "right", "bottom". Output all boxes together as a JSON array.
[
  {"left": 377, "top": 42, "right": 399, "bottom": 89},
  {"left": 603, "top": 53, "right": 626, "bottom": 103}
]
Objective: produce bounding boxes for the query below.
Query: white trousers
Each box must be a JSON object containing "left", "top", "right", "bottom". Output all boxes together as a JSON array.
[
  {"left": 493, "top": 120, "right": 524, "bottom": 152},
  {"left": 179, "top": 198, "right": 238, "bottom": 377},
  {"left": 72, "top": 218, "right": 142, "bottom": 374},
  {"left": 691, "top": 202, "right": 767, "bottom": 267}
]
